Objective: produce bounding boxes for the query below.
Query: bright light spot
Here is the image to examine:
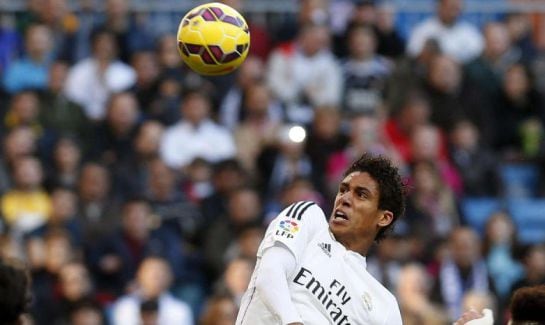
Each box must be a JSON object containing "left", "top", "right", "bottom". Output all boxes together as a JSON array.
[{"left": 288, "top": 125, "right": 306, "bottom": 143}]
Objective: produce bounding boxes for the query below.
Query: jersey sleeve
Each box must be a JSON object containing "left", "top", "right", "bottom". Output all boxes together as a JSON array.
[
  {"left": 257, "top": 201, "right": 328, "bottom": 263},
  {"left": 383, "top": 295, "right": 403, "bottom": 325}
]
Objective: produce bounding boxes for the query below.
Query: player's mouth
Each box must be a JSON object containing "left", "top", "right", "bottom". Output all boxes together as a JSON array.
[{"left": 332, "top": 209, "right": 349, "bottom": 222}]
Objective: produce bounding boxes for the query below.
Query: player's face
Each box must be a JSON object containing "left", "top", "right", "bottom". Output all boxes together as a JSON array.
[{"left": 329, "top": 171, "right": 393, "bottom": 253}]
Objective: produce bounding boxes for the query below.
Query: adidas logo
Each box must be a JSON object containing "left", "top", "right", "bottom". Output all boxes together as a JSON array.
[{"left": 318, "top": 242, "right": 331, "bottom": 257}]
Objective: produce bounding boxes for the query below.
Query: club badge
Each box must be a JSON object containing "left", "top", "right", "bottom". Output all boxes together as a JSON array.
[{"left": 362, "top": 292, "right": 373, "bottom": 312}]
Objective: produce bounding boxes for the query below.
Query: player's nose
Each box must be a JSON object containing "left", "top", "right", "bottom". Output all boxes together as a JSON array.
[{"left": 339, "top": 190, "right": 352, "bottom": 206}]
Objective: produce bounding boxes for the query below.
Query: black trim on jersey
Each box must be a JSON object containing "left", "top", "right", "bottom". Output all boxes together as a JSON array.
[
  {"left": 296, "top": 201, "right": 315, "bottom": 220},
  {"left": 238, "top": 286, "right": 256, "bottom": 324},
  {"left": 286, "top": 202, "right": 298, "bottom": 218},
  {"left": 290, "top": 201, "right": 305, "bottom": 219},
  {"left": 286, "top": 201, "right": 316, "bottom": 220}
]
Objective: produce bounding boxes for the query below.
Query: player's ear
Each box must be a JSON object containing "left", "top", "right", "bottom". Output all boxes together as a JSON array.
[{"left": 377, "top": 210, "right": 394, "bottom": 227}]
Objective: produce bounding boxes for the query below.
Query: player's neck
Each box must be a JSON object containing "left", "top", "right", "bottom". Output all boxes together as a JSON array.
[
  {"left": 345, "top": 242, "right": 372, "bottom": 257},
  {"left": 333, "top": 232, "right": 372, "bottom": 256}
]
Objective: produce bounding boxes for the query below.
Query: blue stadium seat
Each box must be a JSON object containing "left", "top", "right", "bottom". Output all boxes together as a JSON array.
[
  {"left": 460, "top": 197, "right": 503, "bottom": 234},
  {"left": 508, "top": 199, "right": 545, "bottom": 244},
  {"left": 499, "top": 164, "right": 540, "bottom": 198}
]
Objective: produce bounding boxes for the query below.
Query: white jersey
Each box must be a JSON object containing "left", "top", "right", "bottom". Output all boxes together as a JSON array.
[{"left": 237, "top": 201, "right": 402, "bottom": 325}]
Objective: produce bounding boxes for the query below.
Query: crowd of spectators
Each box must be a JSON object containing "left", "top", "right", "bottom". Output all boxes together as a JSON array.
[{"left": 0, "top": 0, "right": 545, "bottom": 324}]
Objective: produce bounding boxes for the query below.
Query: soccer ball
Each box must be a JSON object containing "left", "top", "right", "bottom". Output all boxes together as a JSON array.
[{"left": 177, "top": 2, "right": 250, "bottom": 76}]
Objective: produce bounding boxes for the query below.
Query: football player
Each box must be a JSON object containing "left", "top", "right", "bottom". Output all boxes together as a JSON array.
[{"left": 236, "top": 153, "right": 406, "bottom": 324}]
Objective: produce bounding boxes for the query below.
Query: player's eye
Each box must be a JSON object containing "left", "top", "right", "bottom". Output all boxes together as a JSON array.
[{"left": 356, "top": 189, "right": 367, "bottom": 199}]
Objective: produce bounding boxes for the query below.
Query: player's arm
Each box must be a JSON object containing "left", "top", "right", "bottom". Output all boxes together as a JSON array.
[
  {"left": 255, "top": 243, "right": 303, "bottom": 325},
  {"left": 254, "top": 201, "right": 326, "bottom": 324}
]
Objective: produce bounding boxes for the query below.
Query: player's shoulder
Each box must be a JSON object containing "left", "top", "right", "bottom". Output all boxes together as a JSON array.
[
  {"left": 279, "top": 201, "right": 326, "bottom": 222},
  {"left": 368, "top": 274, "right": 400, "bottom": 308}
]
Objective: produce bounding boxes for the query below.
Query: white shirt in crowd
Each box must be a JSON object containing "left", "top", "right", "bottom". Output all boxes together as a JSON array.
[
  {"left": 237, "top": 201, "right": 402, "bottom": 325},
  {"left": 64, "top": 58, "right": 136, "bottom": 120},
  {"left": 407, "top": 17, "right": 484, "bottom": 63},
  {"left": 111, "top": 292, "right": 193, "bottom": 325},
  {"left": 159, "top": 119, "right": 236, "bottom": 169},
  {"left": 267, "top": 45, "right": 342, "bottom": 124}
]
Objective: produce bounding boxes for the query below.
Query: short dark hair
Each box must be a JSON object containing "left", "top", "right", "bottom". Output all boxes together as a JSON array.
[
  {"left": 68, "top": 298, "right": 104, "bottom": 322},
  {"left": 0, "top": 258, "right": 31, "bottom": 324},
  {"left": 353, "top": 0, "right": 375, "bottom": 7},
  {"left": 510, "top": 285, "right": 545, "bottom": 324},
  {"left": 346, "top": 24, "right": 376, "bottom": 42},
  {"left": 89, "top": 27, "right": 115, "bottom": 47},
  {"left": 182, "top": 88, "right": 210, "bottom": 103},
  {"left": 213, "top": 158, "right": 245, "bottom": 175},
  {"left": 122, "top": 196, "right": 150, "bottom": 209},
  {"left": 343, "top": 153, "right": 406, "bottom": 242}
]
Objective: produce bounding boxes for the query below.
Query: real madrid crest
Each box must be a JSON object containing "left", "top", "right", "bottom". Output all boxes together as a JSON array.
[{"left": 362, "top": 292, "right": 373, "bottom": 312}]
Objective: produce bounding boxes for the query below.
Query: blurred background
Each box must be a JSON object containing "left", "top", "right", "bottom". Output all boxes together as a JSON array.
[{"left": 0, "top": 0, "right": 544, "bottom": 324}]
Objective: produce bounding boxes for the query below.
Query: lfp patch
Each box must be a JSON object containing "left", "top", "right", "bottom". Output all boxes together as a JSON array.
[{"left": 279, "top": 219, "right": 300, "bottom": 234}]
